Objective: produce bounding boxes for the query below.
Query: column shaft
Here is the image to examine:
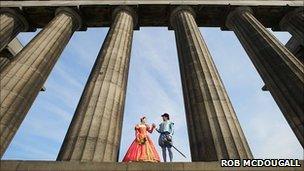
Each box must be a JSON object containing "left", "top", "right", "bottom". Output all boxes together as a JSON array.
[
  {"left": 0, "top": 8, "right": 28, "bottom": 52},
  {"left": 285, "top": 37, "right": 304, "bottom": 64},
  {"left": 0, "top": 58, "right": 10, "bottom": 70},
  {"left": 57, "top": 6, "right": 135, "bottom": 162},
  {"left": 171, "top": 6, "right": 252, "bottom": 161},
  {"left": 280, "top": 8, "right": 304, "bottom": 46},
  {"left": 0, "top": 7, "right": 81, "bottom": 157},
  {"left": 226, "top": 7, "right": 304, "bottom": 148},
  {"left": 0, "top": 38, "right": 23, "bottom": 71},
  {"left": 0, "top": 50, "right": 13, "bottom": 71}
]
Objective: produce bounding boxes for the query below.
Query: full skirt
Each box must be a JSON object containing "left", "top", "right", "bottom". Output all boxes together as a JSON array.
[{"left": 122, "top": 136, "right": 160, "bottom": 162}]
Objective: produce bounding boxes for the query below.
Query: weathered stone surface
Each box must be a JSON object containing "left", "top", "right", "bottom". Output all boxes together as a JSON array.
[
  {"left": 1, "top": 1, "right": 302, "bottom": 29},
  {"left": 3, "top": 0, "right": 303, "bottom": 6},
  {"left": 57, "top": 6, "right": 136, "bottom": 162},
  {"left": 0, "top": 8, "right": 28, "bottom": 51},
  {"left": 0, "top": 160, "right": 303, "bottom": 171},
  {"left": 0, "top": 50, "right": 12, "bottom": 71},
  {"left": 171, "top": 6, "right": 252, "bottom": 161},
  {"left": 280, "top": 8, "right": 304, "bottom": 46},
  {"left": 0, "top": 7, "right": 81, "bottom": 157},
  {"left": 0, "top": 38, "right": 23, "bottom": 71},
  {"left": 286, "top": 37, "right": 304, "bottom": 64},
  {"left": 226, "top": 7, "right": 304, "bottom": 148}
]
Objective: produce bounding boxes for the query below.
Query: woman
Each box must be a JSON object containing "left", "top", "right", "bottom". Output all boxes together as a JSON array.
[{"left": 122, "top": 116, "right": 160, "bottom": 162}]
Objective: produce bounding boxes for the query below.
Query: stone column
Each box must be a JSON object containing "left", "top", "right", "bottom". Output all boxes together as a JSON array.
[
  {"left": 285, "top": 37, "right": 304, "bottom": 64},
  {"left": 0, "top": 7, "right": 81, "bottom": 157},
  {"left": 280, "top": 8, "right": 304, "bottom": 46},
  {"left": 57, "top": 6, "right": 136, "bottom": 162},
  {"left": 0, "top": 38, "right": 23, "bottom": 71},
  {"left": 226, "top": 7, "right": 304, "bottom": 148},
  {"left": 170, "top": 6, "right": 252, "bottom": 161},
  {"left": 0, "top": 8, "right": 29, "bottom": 52},
  {"left": 0, "top": 51, "right": 13, "bottom": 71}
]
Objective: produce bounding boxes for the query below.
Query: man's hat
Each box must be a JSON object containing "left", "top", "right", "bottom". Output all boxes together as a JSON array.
[{"left": 161, "top": 113, "right": 170, "bottom": 119}]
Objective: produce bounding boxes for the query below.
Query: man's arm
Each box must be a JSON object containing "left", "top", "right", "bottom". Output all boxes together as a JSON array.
[
  {"left": 170, "top": 122, "right": 174, "bottom": 136},
  {"left": 153, "top": 123, "right": 161, "bottom": 133}
]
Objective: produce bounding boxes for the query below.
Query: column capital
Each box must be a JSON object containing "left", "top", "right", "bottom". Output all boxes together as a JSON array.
[
  {"left": 225, "top": 7, "right": 253, "bottom": 29},
  {"left": 112, "top": 6, "right": 138, "bottom": 29},
  {"left": 280, "top": 7, "right": 304, "bottom": 30},
  {"left": 55, "top": 7, "right": 82, "bottom": 31},
  {"left": 0, "top": 8, "right": 29, "bottom": 32},
  {"left": 169, "top": 6, "right": 196, "bottom": 29}
]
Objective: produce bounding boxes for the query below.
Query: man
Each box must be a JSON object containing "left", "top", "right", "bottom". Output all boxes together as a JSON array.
[{"left": 154, "top": 113, "right": 174, "bottom": 162}]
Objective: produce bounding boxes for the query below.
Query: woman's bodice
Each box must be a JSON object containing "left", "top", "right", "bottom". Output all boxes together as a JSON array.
[{"left": 135, "top": 124, "right": 153, "bottom": 139}]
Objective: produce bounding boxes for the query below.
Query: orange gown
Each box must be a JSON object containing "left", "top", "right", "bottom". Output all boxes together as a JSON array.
[{"left": 122, "top": 124, "right": 160, "bottom": 162}]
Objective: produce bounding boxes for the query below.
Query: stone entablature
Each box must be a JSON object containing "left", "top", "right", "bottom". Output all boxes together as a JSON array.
[{"left": 1, "top": 0, "right": 303, "bottom": 29}]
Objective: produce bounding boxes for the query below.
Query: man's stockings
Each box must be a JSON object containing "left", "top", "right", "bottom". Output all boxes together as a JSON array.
[{"left": 162, "top": 147, "right": 173, "bottom": 162}]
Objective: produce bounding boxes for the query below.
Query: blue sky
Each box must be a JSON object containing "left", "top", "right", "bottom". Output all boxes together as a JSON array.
[{"left": 2, "top": 26, "right": 303, "bottom": 161}]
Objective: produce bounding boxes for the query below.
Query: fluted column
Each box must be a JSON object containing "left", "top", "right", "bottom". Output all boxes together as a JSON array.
[
  {"left": 226, "top": 7, "right": 304, "bottom": 148},
  {"left": 285, "top": 37, "right": 304, "bottom": 64},
  {"left": 280, "top": 8, "right": 304, "bottom": 46},
  {"left": 171, "top": 6, "right": 252, "bottom": 161},
  {"left": 0, "top": 8, "right": 29, "bottom": 52},
  {"left": 0, "top": 59, "right": 10, "bottom": 70},
  {"left": 0, "top": 7, "right": 81, "bottom": 157},
  {"left": 0, "top": 51, "right": 13, "bottom": 71},
  {"left": 0, "top": 38, "right": 23, "bottom": 71},
  {"left": 57, "top": 6, "right": 136, "bottom": 162}
]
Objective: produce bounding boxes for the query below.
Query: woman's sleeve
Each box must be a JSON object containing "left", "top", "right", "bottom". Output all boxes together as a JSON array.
[
  {"left": 135, "top": 125, "right": 140, "bottom": 141},
  {"left": 146, "top": 124, "right": 154, "bottom": 133}
]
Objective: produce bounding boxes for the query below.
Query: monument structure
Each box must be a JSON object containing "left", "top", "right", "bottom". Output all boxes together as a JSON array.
[
  {"left": 0, "top": 38, "right": 23, "bottom": 71},
  {"left": 0, "top": 0, "right": 303, "bottom": 170}
]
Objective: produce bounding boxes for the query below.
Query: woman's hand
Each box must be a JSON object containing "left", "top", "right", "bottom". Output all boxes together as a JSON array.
[{"left": 152, "top": 123, "right": 156, "bottom": 128}]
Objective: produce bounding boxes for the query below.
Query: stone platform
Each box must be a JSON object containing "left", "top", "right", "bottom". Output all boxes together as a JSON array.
[{"left": 0, "top": 160, "right": 303, "bottom": 171}]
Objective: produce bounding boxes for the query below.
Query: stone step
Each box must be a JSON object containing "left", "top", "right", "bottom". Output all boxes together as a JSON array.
[{"left": 0, "top": 160, "right": 303, "bottom": 171}]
